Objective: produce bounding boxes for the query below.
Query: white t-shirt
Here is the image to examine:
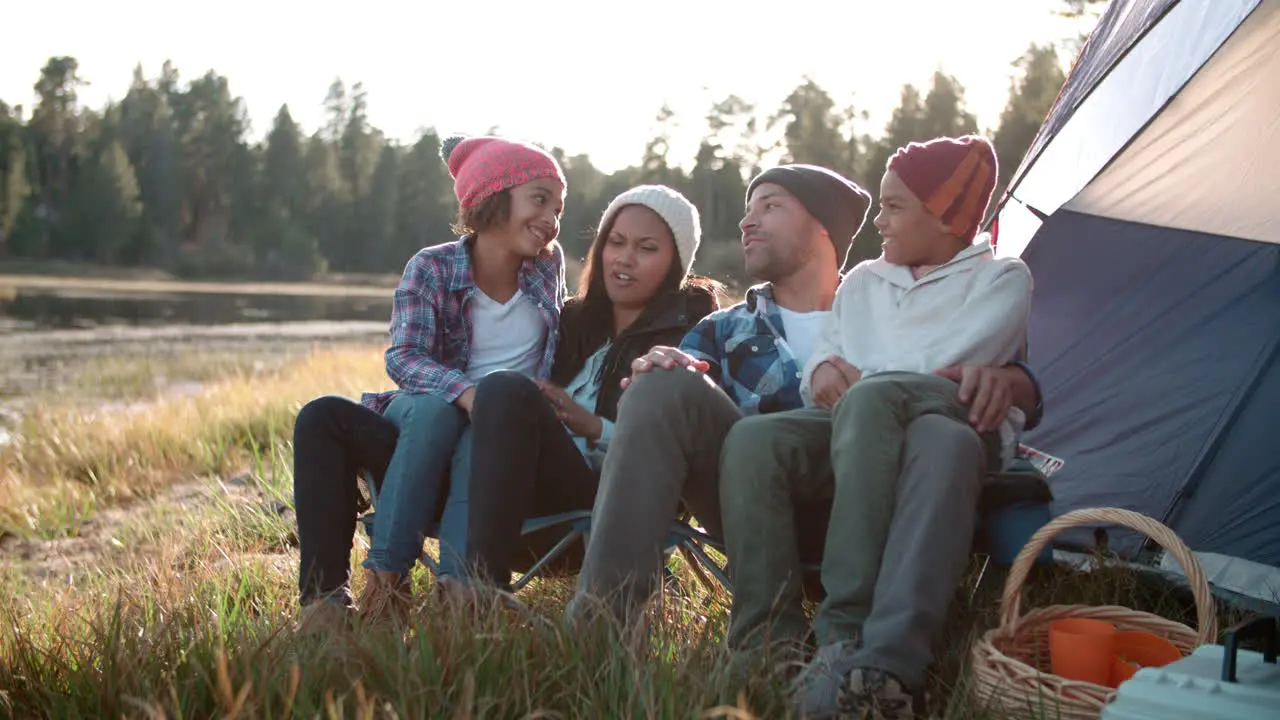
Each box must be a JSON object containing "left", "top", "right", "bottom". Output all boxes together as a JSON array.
[
  {"left": 776, "top": 306, "right": 830, "bottom": 368},
  {"left": 465, "top": 289, "right": 547, "bottom": 380}
]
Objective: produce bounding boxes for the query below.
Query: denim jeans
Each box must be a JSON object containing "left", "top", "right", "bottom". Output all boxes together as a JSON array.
[{"left": 362, "top": 392, "right": 469, "bottom": 576}]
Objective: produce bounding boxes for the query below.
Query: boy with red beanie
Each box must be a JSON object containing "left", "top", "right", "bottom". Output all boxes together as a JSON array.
[
  {"left": 722, "top": 135, "right": 1033, "bottom": 719},
  {"left": 801, "top": 134, "right": 1032, "bottom": 460}
]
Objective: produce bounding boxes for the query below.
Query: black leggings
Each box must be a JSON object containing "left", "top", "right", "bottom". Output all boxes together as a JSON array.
[
  {"left": 466, "top": 371, "right": 599, "bottom": 589},
  {"left": 292, "top": 395, "right": 398, "bottom": 604}
]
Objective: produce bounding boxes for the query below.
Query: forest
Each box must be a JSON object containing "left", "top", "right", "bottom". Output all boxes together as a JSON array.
[{"left": 0, "top": 45, "right": 1068, "bottom": 286}]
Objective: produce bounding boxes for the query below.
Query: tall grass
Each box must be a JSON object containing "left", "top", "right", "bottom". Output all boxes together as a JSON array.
[
  {"left": 0, "top": 346, "right": 1244, "bottom": 719},
  {"left": 0, "top": 346, "right": 387, "bottom": 539},
  {"left": 1, "top": 562, "right": 791, "bottom": 719}
]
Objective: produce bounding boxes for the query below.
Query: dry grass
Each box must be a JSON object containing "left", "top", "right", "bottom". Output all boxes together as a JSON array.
[
  {"left": 0, "top": 346, "right": 389, "bottom": 540},
  {"left": 0, "top": 346, "right": 1246, "bottom": 719}
]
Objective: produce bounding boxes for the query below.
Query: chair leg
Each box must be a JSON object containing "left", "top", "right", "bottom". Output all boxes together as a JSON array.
[
  {"left": 680, "top": 540, "right": 732, "bottom": 593},
  {"left": 677, "top": 543, "right": 719, "bottom": 597},
  {"left": 967, "top": 554, "right": 991, "bottom": 608},
  {"left": 661, "top": 565, "right": 688, "bottom": 600},
  {"left": 421, "top": 545, "right": 440, "bottom": 577},
  {"left": 511, "top": 530, "right": 583, "bottom": 593}
]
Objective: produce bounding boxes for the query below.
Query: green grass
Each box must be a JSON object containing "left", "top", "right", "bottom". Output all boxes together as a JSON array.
[
  {"left": 62, "top": 350, "right": 293, "bottom": 400},
  {"left": 0, "top": 346, "right": 1248, "bottom": 719}
]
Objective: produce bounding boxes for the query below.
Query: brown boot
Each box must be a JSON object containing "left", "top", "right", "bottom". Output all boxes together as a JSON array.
[
  {"left": 355, "top": 569, "right": 412, "bottom": 628},
  {"left": 295, "top": 599, "right": 352, "bottom": 638},
  {"left": 432, "top": 575, "right": 529, "bottom": 617}
]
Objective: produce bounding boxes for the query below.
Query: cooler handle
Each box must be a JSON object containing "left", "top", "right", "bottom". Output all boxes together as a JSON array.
[{"left": 1221, "top": 615, "right": 1278, "bottom": 683}]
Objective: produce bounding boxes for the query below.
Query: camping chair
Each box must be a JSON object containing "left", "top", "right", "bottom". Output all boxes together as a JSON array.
[
  {"left": 354, "top": 472, "right": 727, "bottom": 593},
  {"left": 353, "top": 452, "right": 1054, "bottom": 598}
]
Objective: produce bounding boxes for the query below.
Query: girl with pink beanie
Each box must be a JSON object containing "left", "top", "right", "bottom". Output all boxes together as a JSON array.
[{"left": 292, "top": 134, "right": 569, "bottom": 626}]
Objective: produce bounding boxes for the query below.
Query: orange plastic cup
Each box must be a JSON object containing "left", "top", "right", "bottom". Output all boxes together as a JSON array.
[
  {"left": 1110, "top": 631, "right": 1184, "bottom": 686},
  {"left": 1049, "top": 618, "right": 1117, "bottom": 686}
]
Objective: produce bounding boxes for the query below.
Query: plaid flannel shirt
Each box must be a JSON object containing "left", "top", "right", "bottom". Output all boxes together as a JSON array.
[
  {"left": 361, "top": 236, "right": 566, "bottom": 414},
  {"left": 679, "top": 281, "right": 1044, "bottom": 427},
  {"left": 678, "top": 283, "right": 805, "bottom": 416}
]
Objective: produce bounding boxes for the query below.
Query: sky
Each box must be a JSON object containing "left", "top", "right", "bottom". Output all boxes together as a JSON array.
[{"left": 0, "top": 0, "right": 1087, "bottom": 173}]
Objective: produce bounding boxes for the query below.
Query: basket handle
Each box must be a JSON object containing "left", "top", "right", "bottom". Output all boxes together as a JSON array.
[{"left": 997, "top": 507, "right": 1218, "bottom": 645}]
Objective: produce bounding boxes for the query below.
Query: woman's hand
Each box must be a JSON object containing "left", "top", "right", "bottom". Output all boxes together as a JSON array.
[{"left": 534, "top": 380, "right": 604, "bottom": 439}]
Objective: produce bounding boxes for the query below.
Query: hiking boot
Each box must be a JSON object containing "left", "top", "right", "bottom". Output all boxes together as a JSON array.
[
  {"left": 725, "top": 639, "right": 809, "bottom": 688},
  {"left": 792, "top": 637, "right": 862, "bottom": 718},
  {"left": 295, "top": 598, "right": 352, "bottom": 638},
  {"left": 354, "top": 569, "right": 412, "bottom": 627},
  {"left": 432, "top": 575, "right": 529, "bottom": 617},
  {"left": 835, "top": 668, "right": 921, "bottom": 720}
]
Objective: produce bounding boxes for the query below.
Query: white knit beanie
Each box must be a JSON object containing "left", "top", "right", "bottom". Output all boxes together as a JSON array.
[{"left": 598, "top": 185, "right": 701, "bottom": 278}]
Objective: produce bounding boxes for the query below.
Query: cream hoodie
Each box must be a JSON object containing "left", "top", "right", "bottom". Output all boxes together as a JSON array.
[{"left": 800, "top": 236, "right": 1033, "bottom": 463}]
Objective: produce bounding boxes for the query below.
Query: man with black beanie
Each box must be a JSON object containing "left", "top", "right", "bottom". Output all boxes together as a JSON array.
[
  {"left": 744, "top": 163, "right": 872, "bottom": 273},
  {"left": 568, "top": 164, "right": 874, "bottom": 624},
  {"left": 567, "top": 163, "right": 1041, "bottom": 716}
]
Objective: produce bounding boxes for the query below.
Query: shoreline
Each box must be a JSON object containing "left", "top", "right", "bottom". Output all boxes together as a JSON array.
[{"left": 0, "top": 274, "right": 398, "bottom": 299}]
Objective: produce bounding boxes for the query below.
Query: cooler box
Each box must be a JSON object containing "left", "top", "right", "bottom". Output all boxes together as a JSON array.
[{"left": 1102, "top": 617, "right": 1279, "bottom": 720}]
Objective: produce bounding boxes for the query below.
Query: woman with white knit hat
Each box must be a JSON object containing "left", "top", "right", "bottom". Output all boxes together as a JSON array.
[{"left": 443, "top": 184, "right": 723, "bottom": 597}]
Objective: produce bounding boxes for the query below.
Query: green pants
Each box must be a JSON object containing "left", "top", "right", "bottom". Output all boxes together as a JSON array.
[
  {"left": 720, "top": 371, "right": 991, "bottom": 687},
  {"left": 569, "top": 367, "right": 741, "bottom": 623}
]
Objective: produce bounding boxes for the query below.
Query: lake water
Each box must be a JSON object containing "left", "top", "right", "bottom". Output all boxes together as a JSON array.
[
  {"left": 0, "top": 283, "right": 395, "bottom": 437},
  {"left": 0, "top": 285, "right": 393, "bottom": 334}
]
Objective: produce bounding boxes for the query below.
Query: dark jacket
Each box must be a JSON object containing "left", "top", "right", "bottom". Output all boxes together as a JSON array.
[{"left": 549, "top": 284, "right": 719, "bottom": 422}]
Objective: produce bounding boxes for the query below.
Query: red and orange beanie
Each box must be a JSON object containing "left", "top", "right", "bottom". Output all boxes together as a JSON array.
[
  {"left": 440, "top": 135, "right": 566, "bottom": 209},
  {"left": 887, "top": 135, "right": 998, "bottom": 242}
]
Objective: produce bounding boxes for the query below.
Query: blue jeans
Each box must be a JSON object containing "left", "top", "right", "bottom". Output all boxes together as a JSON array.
[
  {"left": 436, "top": 430, "right": 472, "bottom": 578},
  {"left": 363, "top": 392, "right": 471, "bottom": 576}
]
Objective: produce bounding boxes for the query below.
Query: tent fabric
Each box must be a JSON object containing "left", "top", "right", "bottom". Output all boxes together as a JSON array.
[
  {"left": 1006, "top": 0, "right": 1179, "bottom": 195},
  {"left": 996, "top": 0, "right": 1280, "bottom": 603},
  {"left": 995, "top": 0, "right": 1261, "bottom": 262},
  {"left": 1019, "top": 211, "right": 1280, "bottom": 566},
  {"left": 1067, "top": 0, "right": 1280, "bottom": 245},
  {"left": 1166, "top": 343, "right": 1280, "bottom": 566},
  {"left": 1160, "top": 552, "right": 1280, "bottom": 616}
]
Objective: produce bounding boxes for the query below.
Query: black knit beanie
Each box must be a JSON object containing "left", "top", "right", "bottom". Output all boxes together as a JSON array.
[{"left": 746, "top": 164, "right": 872, "bottom": 268}]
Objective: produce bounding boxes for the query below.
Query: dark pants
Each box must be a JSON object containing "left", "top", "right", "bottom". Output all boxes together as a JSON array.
[
  {"left": 293, "top": 395, "right": 398, "bottom": 606},
  {"left": 466, "top": 371, "right": 599, "bottom": 590}
]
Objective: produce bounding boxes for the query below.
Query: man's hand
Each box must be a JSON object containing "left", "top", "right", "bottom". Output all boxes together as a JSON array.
[
  {"left": 620, "top": 346, "right": 710, "bottom": 390},
  {"left": 934, "top": 365, "right": 1013, "bottom": 432},
  {"left": 811, "top": 357, "right": 861, "bottom": 409}
]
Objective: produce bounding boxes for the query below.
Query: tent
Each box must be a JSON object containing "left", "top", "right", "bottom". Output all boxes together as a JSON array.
[{"left": 993, "top": 0, "right": 1280, "bottom": 608}]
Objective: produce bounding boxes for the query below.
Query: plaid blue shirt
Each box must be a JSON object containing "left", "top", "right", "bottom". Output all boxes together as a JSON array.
[
  {"left": 679, "top": 283, "right": 805, "bottom": 416},
  {"left": 362, "top": 236, "right": 566, "bottom": 414}
]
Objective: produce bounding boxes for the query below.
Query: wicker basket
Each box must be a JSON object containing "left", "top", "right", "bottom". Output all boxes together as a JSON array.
[{"left": 968, "top": 507, "right": 1219, "bottom": 720}]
